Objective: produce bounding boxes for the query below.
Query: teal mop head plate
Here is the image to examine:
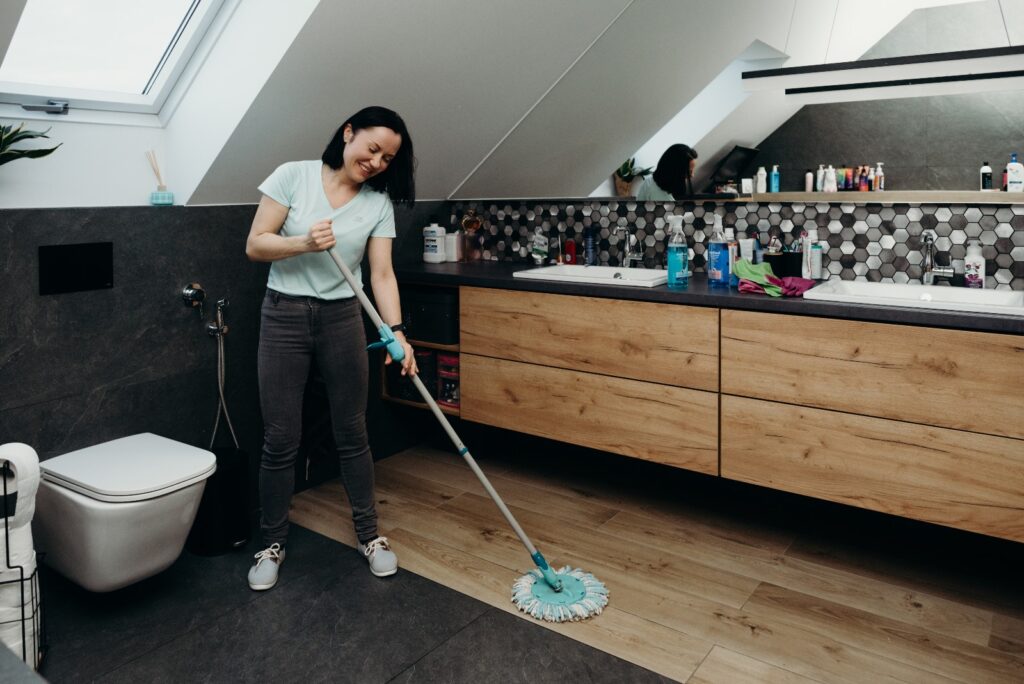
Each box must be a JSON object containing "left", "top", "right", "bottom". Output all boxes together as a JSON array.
[{"left": 511, "top": 566, "right": 609, "bottom": 622}]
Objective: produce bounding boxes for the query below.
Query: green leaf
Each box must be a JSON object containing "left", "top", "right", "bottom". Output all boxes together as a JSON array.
[{"left": 0, "top": 122, "right": 61, "bottom": 166}]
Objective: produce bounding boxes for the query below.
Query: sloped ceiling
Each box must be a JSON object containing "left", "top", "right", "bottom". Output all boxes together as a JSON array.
[
  {"left": 189, "top": 0, "right": 632, "bottom": 203},
  {"left": 190, "top": 0, "right": 800, "bottom": 203}
]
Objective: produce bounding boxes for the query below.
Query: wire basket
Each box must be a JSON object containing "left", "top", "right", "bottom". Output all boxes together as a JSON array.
[{"left": 1, "top": 462, "right": 45, "bottom": 669}]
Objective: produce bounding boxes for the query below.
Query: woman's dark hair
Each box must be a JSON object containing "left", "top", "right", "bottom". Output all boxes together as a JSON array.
[
  {"left": 322, "top": 106, "right": 416, "bottom": 205},
  {"left": 652, "top": 143, "right": 698, "bottom": 199}
]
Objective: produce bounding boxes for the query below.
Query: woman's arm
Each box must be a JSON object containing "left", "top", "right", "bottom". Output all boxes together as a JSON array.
[
  {"left": 367, "top": 236, "right": 417, "bottom": 375},
  {"left": 245, "top": 195, "right": 336, "bottom": 262}
]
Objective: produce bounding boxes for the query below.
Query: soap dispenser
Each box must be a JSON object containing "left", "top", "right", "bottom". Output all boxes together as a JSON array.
[{"left": 964, "top": 240, "right": 985, "bottom": 288}]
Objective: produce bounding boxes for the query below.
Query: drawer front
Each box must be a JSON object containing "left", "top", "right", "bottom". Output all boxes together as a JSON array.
[
  {"left": 720, "top": 309, "right": 1024, "bottom": 439},
  {"left": 460, "top": 286, "right": 719, "bottom": 392},
  {"left": 461, "top": 353, "right": 718, "bottom": 474},
  {"left": 721, "top": 395, "right": 1024, "bottom": 542}
]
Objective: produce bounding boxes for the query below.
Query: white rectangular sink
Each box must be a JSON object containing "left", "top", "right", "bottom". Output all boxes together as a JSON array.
[
  {"left": 803, "top": 279, "right": 1024, "bottom": 317},
  {"left": 513, "top": 264, "right": 670, "bottom": 288}
]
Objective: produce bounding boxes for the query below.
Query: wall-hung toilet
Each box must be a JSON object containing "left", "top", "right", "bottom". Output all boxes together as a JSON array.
[{"left": 33, "top": 433, "right": 216, "bottom": 592}]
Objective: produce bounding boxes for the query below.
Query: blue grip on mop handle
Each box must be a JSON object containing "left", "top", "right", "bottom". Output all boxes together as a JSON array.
[
  {"left": 532, "top": 551, "right": 564, "bottom": 592},
  {"left": 366, "top": 324, "right": 406, "bottom": 362}
]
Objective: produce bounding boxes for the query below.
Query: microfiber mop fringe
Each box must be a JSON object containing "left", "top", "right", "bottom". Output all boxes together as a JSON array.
[{"left": 511, "top": 567, "right": 610, "bottom": 622}]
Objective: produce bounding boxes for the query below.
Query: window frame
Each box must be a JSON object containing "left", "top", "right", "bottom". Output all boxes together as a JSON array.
[{"left": 0, "top": 0, "right": 227, "bottom": 117}]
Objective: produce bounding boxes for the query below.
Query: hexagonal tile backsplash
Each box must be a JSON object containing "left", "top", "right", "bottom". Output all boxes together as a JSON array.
[{"left": 450, "top": 199, "right": 1024, "bottom": 290}]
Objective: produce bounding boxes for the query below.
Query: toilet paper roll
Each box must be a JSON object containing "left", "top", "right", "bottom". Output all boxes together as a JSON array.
[
  {"left": 0, "top": 443, "right": 40, "bottom": 528},
  {"left": 0, "top": 551, "right": 36, "bottom": 612},
  {"left": 0, "top": 525, "right": 34, "bottom": 569}
]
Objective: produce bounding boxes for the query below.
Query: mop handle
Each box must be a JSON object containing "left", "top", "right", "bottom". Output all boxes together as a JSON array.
[{"left": 323, "top": 248, "right": 546, "bottom": 560}]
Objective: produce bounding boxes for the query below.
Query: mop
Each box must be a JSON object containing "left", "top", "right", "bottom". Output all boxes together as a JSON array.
[{"left": 324, "top": 246, "right": 608, "bottom": 622}]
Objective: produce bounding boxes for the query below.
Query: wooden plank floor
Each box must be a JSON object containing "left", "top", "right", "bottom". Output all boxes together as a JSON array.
[{"left": 290, "top": 439, "right": 1024, "bottom": 683}]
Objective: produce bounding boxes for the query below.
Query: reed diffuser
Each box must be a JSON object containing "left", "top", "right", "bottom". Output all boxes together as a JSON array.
[{"left": 146, "top": 150, "right": 174, "bottom": 205}]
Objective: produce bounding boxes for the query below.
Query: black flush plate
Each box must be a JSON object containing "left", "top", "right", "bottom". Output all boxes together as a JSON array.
[{"left": 38, "top": 242, "right": 114, "bottom": 295}]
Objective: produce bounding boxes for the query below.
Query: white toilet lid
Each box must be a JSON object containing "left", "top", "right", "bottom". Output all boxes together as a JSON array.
[{"left": 41, "top": 433, "right": 217, "bottom": 502}]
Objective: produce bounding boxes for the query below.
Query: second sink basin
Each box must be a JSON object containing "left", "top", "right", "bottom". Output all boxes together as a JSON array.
[
  {"left": 513, "top": 264, "right": 670, "bottom": 288},
  {"left": 803, "top": 279, "right": 1024, "bottom": 317}
]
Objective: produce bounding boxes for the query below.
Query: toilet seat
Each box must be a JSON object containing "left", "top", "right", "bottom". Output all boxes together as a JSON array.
[{"left": 40, "top": 433, "right": 216, "bottom": 503}]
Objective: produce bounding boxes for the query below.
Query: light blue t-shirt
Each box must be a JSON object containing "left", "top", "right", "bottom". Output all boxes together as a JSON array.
[
  {"left": 258, "top": 160, "right": 396, "bottom": 299},
  {"left": 635, "top": 176, "right": 675, "bottom": 202}
]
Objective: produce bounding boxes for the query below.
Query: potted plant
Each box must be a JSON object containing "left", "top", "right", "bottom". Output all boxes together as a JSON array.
[
  {"left": 613, "top": 157, "right": 652, "bottom": 197},
  {"left": 0, "top": 123, "right": 61, "bottom": 166}
]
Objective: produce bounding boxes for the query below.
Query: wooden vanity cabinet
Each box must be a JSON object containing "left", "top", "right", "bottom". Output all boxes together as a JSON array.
[
  {"left": 720, "top": 310, "right": 1024, "bottom": 542},
  {"left": 459, "top": 287, "right": 720, "bottom": 474}
]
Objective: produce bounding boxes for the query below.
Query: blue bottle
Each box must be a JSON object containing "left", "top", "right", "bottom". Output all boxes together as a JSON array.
[
  {"left": 666, "top": 215, "right": 688, "bottom": 290},
  {"left": 769, "top": 164, "right": 780, "bottom": 193},
  {"left": 707, "top": 214, "right": 730, "bottom": 288}
]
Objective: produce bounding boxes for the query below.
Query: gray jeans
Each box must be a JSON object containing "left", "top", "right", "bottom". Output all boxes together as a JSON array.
[{"left": 257, "top": 289, "right": 378, "bottom": 546}]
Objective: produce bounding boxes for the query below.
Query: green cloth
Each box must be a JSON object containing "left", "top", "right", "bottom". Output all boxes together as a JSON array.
[{"left": 732, "top": 259, "right": 782, "bottom": 297}]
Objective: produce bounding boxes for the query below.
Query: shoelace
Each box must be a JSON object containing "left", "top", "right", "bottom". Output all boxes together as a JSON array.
[
  {"left": 253, "top": 543, "right": 282, "bottom": 564},
  {"left": 363, "top": 537, "right": 390, "bottom": 556}
]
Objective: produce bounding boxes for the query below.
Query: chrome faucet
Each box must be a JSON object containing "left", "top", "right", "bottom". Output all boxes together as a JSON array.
[
  {"left": 614, "top": 226, "right": 644, "bottom": 268},
  {"left": 921, "top": 230, "right": 955, "bottom": 285}
]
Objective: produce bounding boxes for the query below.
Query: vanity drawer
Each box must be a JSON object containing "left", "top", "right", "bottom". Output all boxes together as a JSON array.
[
  {"left": 460, "top": 286, "right": 719, "bottom": 392},
  {"left": 721, "top": 396, "right": 1024, "bottom": 542},
  {"left": 461, "top": 353, "right": 718, "bottom": 474},
  {"left": 720, "top": 310, "right": 1024, "bottom": 439}
]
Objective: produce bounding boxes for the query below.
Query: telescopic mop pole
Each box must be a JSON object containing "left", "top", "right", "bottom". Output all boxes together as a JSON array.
[{"left": 325, "top": 248, "right": 564, "bottom": 591}]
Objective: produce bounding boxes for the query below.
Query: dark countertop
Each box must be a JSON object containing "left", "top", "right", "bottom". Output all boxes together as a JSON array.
[{"left": 395, "top": 261, "right": 1024, "bottom": 335}]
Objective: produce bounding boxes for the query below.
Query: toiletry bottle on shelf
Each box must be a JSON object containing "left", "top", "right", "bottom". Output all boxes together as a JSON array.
[
  {"left": 815, "top": 164, "right": 825, "bottom": 192},
  {"left": 423, "top": 223, "right": 446, "bottom": 263},
  {"left": 804, "top": 169, "right": 813, "bottom": 193},
  {"left": 964, "top": 240, "right": 985, "bottom": 288},
  {"left": 769, "top": 165, "right": 780, "bottom": 193},
  {"left": 859, "top": 166, "right": 869, "bottom": 191},
  {"left": 755, "top": 166, "right": 767, "bottom": 194},
  {"left": 1007, "top": 153, "right": 1024, "bottom": 192},
  {"left": 980, "top": 161, "right": 993, "bottom": 191},
  {"left": 823, "top": 165, "right": 838, "bottom": 193},
  {"left": 666, "top": 215, "right": 689, "bottom": 291},
  {"left": 707, "top": 214, "right": 730, "bottom": 288},
  {"left": 867, "top": 165, "right": 876, "bottom": 191},
  {"left": 874, "top": 163, "right": 885, "bottom": 191},
  {"left": 844, "top": 166, "right": 853, "bottom": 191}
]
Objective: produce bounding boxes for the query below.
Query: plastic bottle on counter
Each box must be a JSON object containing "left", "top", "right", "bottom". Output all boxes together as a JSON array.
[
  {"left": 666, "top": 215, "right": 689, "bottom": 291},
  {"left": 423, "top": 223, "right": 446, "bottom": 263},
  {"left": 964, "top": 240, "right": 986, "bottom": 288},
  {"left": 707, "top": 214, "right": 730, "bottom": 288}
]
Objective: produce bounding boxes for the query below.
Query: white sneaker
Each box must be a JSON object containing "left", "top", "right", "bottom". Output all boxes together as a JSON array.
[
  {"left": 358, "top": 536, "right": 398, "bottom": 577},
  {"left": 247, "top": 543, "right": 285, "bottom": 591}
]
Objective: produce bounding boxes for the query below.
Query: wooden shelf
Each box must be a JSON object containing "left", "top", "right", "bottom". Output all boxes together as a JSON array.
[
  {"left": 749, "top": 191, "right": 1022, "bottom": 204},
  {"left": 407, "top": 339, "right": 459, "bottom": 352},
  {"left": 381, "top": 392, "right": 460, "bottom": 417}
]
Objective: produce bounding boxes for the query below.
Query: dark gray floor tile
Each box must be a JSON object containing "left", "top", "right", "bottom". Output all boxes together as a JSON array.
[
  {"left": 40, "top": 525, "right": 356, "bottom": 682},
  {"left": 390, "top": 608, "right": 673, "bottom": 684},
  {"left": 96, "top": 558, "right": 489, "bottom": 684}
]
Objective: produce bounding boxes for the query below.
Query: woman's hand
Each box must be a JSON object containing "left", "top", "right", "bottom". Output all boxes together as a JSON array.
[
  {"left": 305, "top": 220, "right": 336, "bottom": 252},
  {"left": 386, "top": 334, "right": 417, "bottom": 376}
]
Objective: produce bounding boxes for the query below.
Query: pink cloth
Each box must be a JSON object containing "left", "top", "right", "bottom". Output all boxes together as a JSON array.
[
  {"left": 737, "top": 275, "right": 816, "bottom": 297},
  {"left": 782, "top": 276, "right": 816, "bottom": 296}
]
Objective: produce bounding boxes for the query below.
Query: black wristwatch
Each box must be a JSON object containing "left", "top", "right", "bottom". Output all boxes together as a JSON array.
[{"left": 390, "top": 323, "right": 407, "bottom": 334}]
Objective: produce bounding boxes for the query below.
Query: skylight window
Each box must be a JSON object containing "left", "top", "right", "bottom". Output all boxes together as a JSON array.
[{"left": 0, "top": 0, "right": 223, "bottom": 114}]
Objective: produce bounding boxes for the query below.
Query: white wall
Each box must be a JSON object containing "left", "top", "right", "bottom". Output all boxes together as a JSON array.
[{"left": 0, "top": 0, "right": 317, "bottom": 208}]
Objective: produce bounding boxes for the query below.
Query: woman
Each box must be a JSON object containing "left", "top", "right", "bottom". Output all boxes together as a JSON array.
[
  {"left": 244, "top": 106, "right": 417, "bottom": 591},
  {"left": 635, "top": 144, "right": 699, "bottom": 201}
]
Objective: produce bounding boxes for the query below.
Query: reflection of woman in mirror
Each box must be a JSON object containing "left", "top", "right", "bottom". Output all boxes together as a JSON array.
[{"left": 636, "top": 144, "right": 698, "bottom": 201}]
